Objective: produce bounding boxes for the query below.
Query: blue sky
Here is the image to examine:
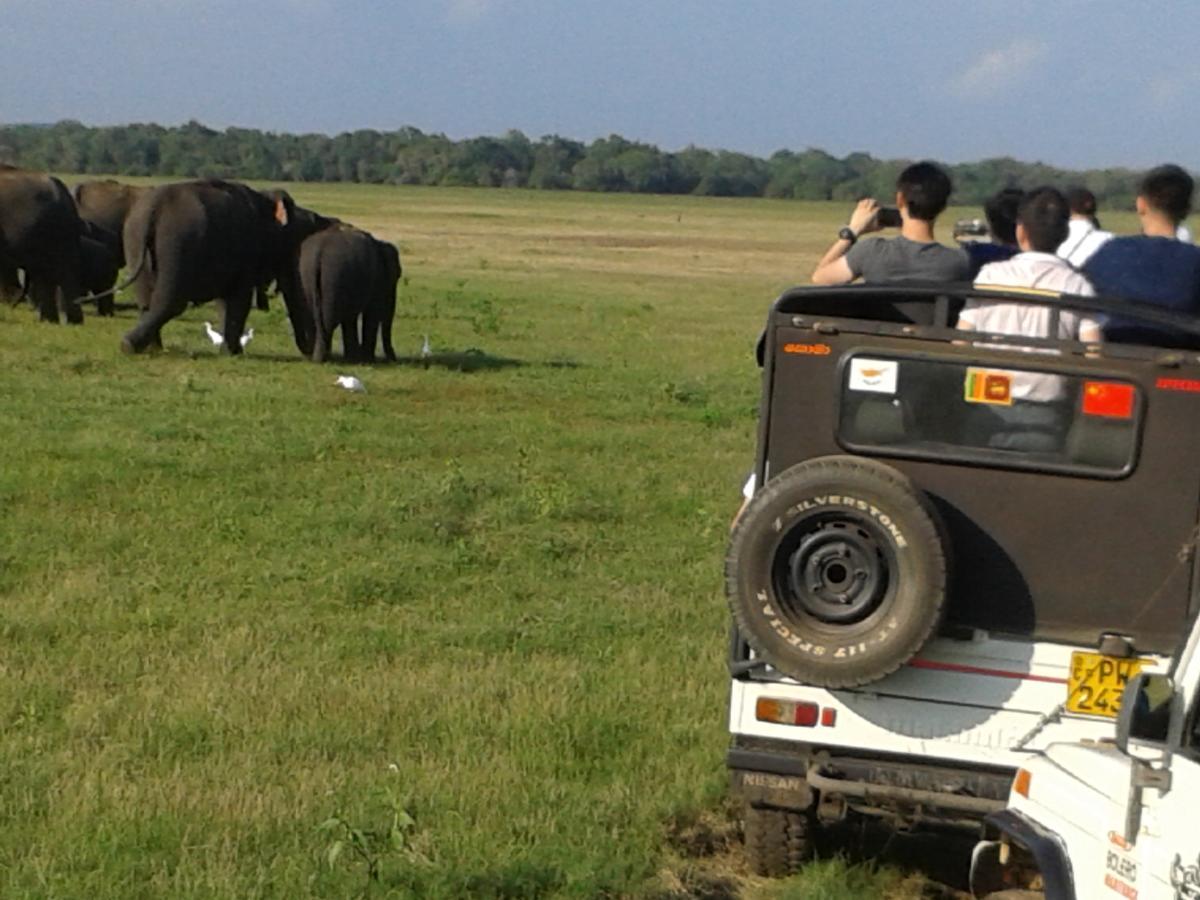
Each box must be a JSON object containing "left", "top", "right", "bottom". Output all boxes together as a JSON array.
[{"left": 1, "top": 0, "right": 1196, "bottom": 169}]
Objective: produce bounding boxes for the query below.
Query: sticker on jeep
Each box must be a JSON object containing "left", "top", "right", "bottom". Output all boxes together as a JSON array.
[
  {"left": 1171, "top": 853, "right": 1200, "bottom": 900},
  {"left": 848, "top": 358, "right": 898, "bottom": 394}
]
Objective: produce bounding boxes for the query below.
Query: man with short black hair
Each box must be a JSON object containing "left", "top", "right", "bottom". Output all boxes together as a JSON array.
[
  {"left": 811, "top": 160, "right": 968, "bottom": 285},
  {"left": 964, "top": 187, "right": 1023, "bottom": 277},
  {"left": 1083, "top": 164, "right": 1200, "bottom": 347},
  {"left": 959, "top": 186, "right": 1100, "bottom": 342},
  {"left": 958, "top": 187, "right": 1101, "bottom": 451},
  {"left": 1056, "top": 186, "right": 1112, "bottom": 266}
]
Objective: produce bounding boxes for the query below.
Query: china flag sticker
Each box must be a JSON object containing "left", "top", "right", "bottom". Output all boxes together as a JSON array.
[{"left": 1081, "top": 381, "right": 1135, "bottom": 419}]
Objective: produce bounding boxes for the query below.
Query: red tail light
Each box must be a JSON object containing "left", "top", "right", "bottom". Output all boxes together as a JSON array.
[
  {"left": 756, "top": 698, "right": 820, "bottom": 727},
  {"left": 1082, "top": 381, "right": 1135, "bottom": 419}
]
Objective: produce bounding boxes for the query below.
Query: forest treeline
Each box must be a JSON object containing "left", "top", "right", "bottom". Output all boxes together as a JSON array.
[{"left": 0, "top": 120, "right": 1146, "bottom": 209}]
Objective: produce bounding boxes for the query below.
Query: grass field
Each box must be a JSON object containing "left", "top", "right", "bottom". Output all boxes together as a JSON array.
[{"left": 0, "top": 183, "right": 1135, "bottom": 898}]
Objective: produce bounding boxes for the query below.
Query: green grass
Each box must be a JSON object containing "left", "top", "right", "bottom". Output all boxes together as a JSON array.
[{"left": 0, "top": 183, "right": 1084, "bottom": 898}]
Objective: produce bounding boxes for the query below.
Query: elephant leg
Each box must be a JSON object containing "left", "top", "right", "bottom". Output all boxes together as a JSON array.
[
  {"left": 221, "top": 289, "right": 252, "bottom": 356},
  {"left": 380, "top": 299, "right": 396, "bottom": 362},
  {"left": 0, "top": 264, "right": 21, "bottom": 305},
  {"left": 146, "top": 313, "right": 165, "bottom": 351},
  {"left": 58, "top": 286, "right": 84, "bottom": 324},
  {"left": 96, "top": 288, "right": 115, "bottom": 317},
  {"left": 122, "top": 299, "right": 184, "bottom": 353},
  {"left": 55, "top": 252, "right": 84, "bottom": 325},
  {"left": 276, "top": 272, "right": 313, "bottom": 356},
  {"left": 340, "top": 310, "right": 362, "bottom": 362},
  {"left": 311, "top": 302, "right": 333, "bottom": 363},
  {"left": 360, "top": 307, "right": 381, "bottom": 362},
  {"left": 312, "top": 330, "right": 330, "bottom": 363},
  {"left": 122, "top": 270, "right": 185, "bottom": 353},
  {"left": 29, "top": 275, "right": 57, "bottom": 323}
]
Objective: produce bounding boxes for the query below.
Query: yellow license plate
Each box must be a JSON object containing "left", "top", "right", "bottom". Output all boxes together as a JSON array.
[{"left": 1066, "top": 652, "right": 1151, "bottom": 718}]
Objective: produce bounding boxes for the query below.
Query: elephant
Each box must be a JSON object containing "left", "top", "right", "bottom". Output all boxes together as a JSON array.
[
  {"left": 361, "top": 238, "right": 402, "bottom": 362},
  {"left": 73, "top": 179, "right": 147, "bottom": 266},
  {"left": 0, "top": 168, "right": 85, "bottom": 323},
  {"left": 79, "top": 231, "right": 120, "bottom": 313},
  {"left": 291, "top": 226, "right": 400, "bottom": 363},
  {"left": 120, "top": 179, "right": 332, "bottom": 354},
  {"left": 78, "top": 220, "right": 120, "bottom": 315}
]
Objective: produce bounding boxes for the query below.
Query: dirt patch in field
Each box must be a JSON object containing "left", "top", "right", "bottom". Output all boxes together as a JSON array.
[
  {"left": 649, "top": 803, "right": 746, "bottom": 900},
  {"left": 651, "top": 801, "right": 975, "bottom": 899}
]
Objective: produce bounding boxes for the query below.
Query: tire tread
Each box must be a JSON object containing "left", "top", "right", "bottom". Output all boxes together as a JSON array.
[
  {"left": 726, "top": 455, "right": 948, "bottom": 688},
  {"left": 743, "top": 805, "right": 811, "bottom": 877}
]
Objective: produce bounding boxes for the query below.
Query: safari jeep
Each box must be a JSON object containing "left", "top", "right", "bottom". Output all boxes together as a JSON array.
[
  {"left": 970, "top": 609, "right": 1200, "bottom": 900},
  {"left": 726, "top": 283, "right": 1200, "bottom": 876}
]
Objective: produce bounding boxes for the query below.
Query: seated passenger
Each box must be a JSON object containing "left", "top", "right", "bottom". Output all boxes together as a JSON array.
[
  {"left": 1083, "top": 164, "right": 1200, "bottom": 347},
  {"left": 811, "top": 161, "right": 969, "bottom": 286},
  {"left": 1056, "top": 187, "right": 1112, "bottom": 266},
  {"left": 958, "top": 187, "right": 1101, "bottom": 452},
  {"left": 959, "top": 186, "right": 1101, "bottom": 343},
  {"left": 964, "top": 187, "right": 1023, "bottom": 278}
]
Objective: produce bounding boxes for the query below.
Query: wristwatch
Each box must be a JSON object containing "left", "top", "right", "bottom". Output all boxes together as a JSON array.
[{"left": 838, "top": 226, "right": 857, "bottom": 245}]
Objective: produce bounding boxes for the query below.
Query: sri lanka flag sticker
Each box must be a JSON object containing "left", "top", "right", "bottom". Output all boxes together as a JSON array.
[{"left": 964, "top": 368, "right": 1014, "bottom": 406}]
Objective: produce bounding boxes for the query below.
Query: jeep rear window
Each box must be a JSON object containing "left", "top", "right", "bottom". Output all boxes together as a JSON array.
[{"left": 836, "top": 354, "right": 1142, "bottom": 477}]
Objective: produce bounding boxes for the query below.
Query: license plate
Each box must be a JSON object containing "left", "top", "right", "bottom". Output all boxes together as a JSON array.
[{"left": 1066, "top": 652, "right": 1150, "bottom": 718}]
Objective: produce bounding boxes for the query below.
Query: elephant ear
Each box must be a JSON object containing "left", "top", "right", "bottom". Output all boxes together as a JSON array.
[{"left": 271, "top": 190, "right": 296, "bottom": 227}]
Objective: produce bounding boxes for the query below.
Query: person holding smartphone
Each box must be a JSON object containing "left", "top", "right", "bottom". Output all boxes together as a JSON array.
[{"left": 811, "top": 160, "right": 969, "bottom": 286}]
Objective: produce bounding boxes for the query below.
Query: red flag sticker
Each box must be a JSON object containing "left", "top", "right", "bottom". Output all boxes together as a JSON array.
[{"left": 1081, "top": 381, "right": 1135, "bottom": 419}]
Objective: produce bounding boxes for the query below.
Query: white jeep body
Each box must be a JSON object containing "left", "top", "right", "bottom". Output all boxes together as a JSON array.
[
  {"left": 730, "top": 632, "right": 1165, "bottom": 829},
  {"left": 972, "top": 613, "right": 1200, "bottom": 899}
]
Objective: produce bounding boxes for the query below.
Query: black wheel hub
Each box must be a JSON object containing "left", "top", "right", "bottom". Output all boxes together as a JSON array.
[{"left": 783, "top": 520, "right": 887, "bottom": 624}]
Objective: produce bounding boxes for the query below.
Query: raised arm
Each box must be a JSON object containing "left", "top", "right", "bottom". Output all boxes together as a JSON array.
[{"left": 811, "top": 199, "right": 881, "bottom": 285}]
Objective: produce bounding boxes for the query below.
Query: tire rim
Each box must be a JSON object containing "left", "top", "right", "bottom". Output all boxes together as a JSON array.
[{"left": 772, "top": 513, "right": 894, "bottom": 625}]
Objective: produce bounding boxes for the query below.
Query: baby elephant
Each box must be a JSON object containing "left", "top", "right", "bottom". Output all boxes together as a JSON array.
[
  {"left": 79, "top": 221, "right": 120, "bottom": 315},
  {"left": 299, "top": 226, "right": 401, "bottom": 363}
]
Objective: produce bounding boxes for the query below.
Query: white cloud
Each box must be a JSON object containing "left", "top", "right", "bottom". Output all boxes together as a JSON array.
[
  {"left": 1148, "top": 69, "right": 1200, "bottom": 108},
  {"left": 950, "top": 38, "right": 1048, "bottom": 99},
  {"left": 445, "top": 0, "right": 494, "bottom": 24}
]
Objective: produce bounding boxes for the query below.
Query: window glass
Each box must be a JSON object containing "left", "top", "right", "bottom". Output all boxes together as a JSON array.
[{"left": 838, "top": 355, "right": 1141, "bottom": 476}]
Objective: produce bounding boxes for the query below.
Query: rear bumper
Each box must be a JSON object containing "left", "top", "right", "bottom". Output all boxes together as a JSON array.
[{"left": 729, "top": 735, "right": 1011, "bottom": 824}]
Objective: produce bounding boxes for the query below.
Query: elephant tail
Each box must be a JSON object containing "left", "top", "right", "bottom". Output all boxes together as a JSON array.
[
  {"left": 307, "top": 252, "right": 331, "bottom": 360},
  {"left": 76, "top": 206, "right": 156, "bottom": 306}
]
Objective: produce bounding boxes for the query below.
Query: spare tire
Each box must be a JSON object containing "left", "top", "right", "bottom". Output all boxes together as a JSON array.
[{"left": 726, "top": 455, "right": 948, "bottom": 688}]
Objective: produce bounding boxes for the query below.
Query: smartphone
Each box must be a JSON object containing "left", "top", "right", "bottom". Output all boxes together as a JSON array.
[{"left": 877, "top": 207, "right": 902, "bottom": 228}]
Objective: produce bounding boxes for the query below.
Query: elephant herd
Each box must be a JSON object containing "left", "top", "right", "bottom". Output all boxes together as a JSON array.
[{"left": 0, "top": 167, "right": 402, "bottom": 362}]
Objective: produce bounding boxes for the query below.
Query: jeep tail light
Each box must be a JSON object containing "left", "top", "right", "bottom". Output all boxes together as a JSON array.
[
  {"left": 1082, "top": 381, "right": 1135, "bottom": 419},
  {"left": 821, "top": 707, "right": 837, "bottom": 727},
  {"left": 1013, "top": 768, "right": 1032, "bottom": 798},
  {"left": 756, "top": 698, "right": 819, "bottom": 727}
]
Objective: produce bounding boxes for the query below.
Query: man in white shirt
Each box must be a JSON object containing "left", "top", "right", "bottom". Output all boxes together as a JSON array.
[
  {"left": 962, "top": 186, "right": 1102, "bottom": 346},
  {"left": 959, "top": 187, "right": 1101, "bottom": 450},
  {"left": 1057, "top": 187, "right": 1113, "bottom": 267}
]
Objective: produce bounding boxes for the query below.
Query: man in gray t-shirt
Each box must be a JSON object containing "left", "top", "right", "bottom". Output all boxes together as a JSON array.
[
  {"left": 845, "top": 234, "right": 969, "bottom": 282},
  {"left": 812, "top": 161, "right": 969, "bottom": 286}
]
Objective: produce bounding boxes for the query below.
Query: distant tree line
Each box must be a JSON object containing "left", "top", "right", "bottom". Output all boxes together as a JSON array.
[{"left": 0, "top": 120, "right": 1146, "bottom": 209}]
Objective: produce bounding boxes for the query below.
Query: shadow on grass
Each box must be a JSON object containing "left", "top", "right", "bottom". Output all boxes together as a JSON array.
[
  {"left": 812, "top": 818, "right": 976, "bottom": 895},
  {"left": 391, "top": 350, "right": 582, "bottom": 373}
]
